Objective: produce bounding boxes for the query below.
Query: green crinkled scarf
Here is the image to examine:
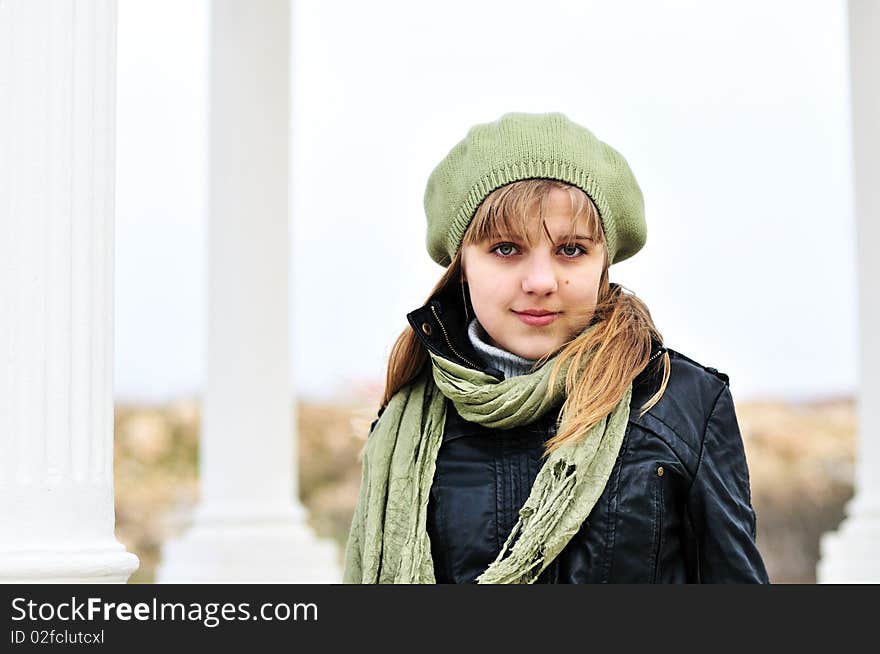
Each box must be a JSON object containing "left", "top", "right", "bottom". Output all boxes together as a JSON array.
[{"left": 342, "top": 334, "right": 632, "bottom": 584}]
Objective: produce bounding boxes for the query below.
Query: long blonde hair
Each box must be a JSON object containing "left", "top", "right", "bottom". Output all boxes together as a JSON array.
[{"left": 381, "top": 179, "right": 671, "bottom": 459}]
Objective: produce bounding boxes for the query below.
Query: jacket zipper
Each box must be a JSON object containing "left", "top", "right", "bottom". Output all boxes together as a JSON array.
[{"left": 430, "top": 304, "right": 481, "bottom": 371}]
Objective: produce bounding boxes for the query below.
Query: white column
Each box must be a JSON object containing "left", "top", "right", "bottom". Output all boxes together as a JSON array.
[
  {"left": 157, "top": 0, "right": 340, "bottom": 582},
  {"left": 818, "top": 0, "right": 880, "bottom": 582},
  {"left": 0, "top": 0, "right": 138, "bottom": 583}
]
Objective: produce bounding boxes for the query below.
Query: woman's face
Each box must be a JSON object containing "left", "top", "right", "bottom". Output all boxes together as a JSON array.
[{"left": 461, "top": 187, "right": 606, "bottom": 360}]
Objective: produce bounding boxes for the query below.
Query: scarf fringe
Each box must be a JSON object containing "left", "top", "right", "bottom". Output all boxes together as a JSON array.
[{"left": 476, "top": 458, "right": 579, "bottom": 584}]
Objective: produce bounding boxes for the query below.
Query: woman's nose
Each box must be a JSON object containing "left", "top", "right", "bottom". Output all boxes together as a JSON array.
[{"left": 521, "top": 256, "right": 558, "bottom": 294}]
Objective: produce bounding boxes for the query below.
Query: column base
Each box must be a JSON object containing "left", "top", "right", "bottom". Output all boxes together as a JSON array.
[
  {"left": 817, "top": 495, "right": 880, "bottom": 583},
  {"left": 0, "top": 542, "right": 139, "bottom": 583},
  {"left": 156, "top": 503, "right": 341, "bottom": 583}
]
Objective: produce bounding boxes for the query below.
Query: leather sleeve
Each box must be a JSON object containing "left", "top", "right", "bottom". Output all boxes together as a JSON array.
[{"left": 686, "top": 384, "right": 770, "bottom": 583}]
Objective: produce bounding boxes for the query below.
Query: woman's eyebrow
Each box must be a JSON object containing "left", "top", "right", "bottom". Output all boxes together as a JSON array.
[{"left": 555, "top": 234, "right": 595, "bottom": 242}]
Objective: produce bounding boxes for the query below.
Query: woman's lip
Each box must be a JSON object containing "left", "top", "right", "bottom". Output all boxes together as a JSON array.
[{"left": 513, "top": 311, "right": 559, "bottom": 326}]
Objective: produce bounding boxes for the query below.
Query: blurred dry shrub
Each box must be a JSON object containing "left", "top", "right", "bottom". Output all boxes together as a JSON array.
[
  {"left": 114, "top": 394, "right": 854, "bottom": 584},
  {"left": 737, "top": 396, "right": 855, "bottom": 583},
  {"left": 114, "top": 398, "right": 201, "bottom": 583}
]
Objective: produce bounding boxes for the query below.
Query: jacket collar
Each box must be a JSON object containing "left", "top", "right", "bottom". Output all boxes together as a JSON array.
[{"left": 406, "top": 282, "right": 505, "bottom": 380}]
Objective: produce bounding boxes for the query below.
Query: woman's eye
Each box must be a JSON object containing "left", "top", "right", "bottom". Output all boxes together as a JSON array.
[
  {"left": 491, "top": 243, "right": 518, "bottom": 257},
  {"left": 560, "top": 244, "right": 587, "bottom": 258}
]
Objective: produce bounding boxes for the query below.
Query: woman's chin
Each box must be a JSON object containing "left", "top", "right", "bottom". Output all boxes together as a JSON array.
[{"left": 507, "top": 339, "right": 561, "bottom": 361}]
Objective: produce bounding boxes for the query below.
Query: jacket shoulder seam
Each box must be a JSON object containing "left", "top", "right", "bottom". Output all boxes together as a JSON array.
[
  {"left": 631, "top": 357, "right": 729, "bottom": 463},
  {"left": 685, "top": 384, "right": 729, "bottom": 497}
]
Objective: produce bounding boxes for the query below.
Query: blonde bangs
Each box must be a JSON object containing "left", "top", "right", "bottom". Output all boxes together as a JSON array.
[{"left": 462, "top": 179, "right": 606, "bottom": 250}]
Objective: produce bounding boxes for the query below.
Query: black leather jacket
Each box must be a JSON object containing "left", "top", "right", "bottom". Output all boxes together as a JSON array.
[{"left": 379, "top": 282, "right": 769, "bottom": 584}]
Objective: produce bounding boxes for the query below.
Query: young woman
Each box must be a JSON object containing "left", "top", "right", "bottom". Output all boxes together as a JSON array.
[{"left": 343, "top": 112, "right": 769, "bottom": 584}]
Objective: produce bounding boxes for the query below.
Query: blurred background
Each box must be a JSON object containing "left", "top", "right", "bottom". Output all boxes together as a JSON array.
[{"left": 112, "top": 0, "right": 858, "bottom": 582}]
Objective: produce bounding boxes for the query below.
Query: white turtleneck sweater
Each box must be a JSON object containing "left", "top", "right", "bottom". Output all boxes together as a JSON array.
[{"left": 467, "top": 317, "right": 538, "bottom": 380}]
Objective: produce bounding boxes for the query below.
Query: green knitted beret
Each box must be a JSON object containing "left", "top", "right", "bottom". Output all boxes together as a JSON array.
[{"left": 423, "top": 112, "right": 646, "bottom": 266}]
